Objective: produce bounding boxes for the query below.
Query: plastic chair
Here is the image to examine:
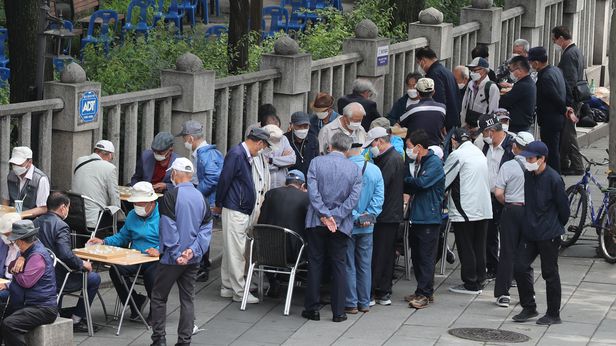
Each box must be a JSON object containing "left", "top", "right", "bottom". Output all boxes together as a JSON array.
[
  {"left": 80, "top": 10, "right": 119, "bottom": 57},
  {"left": 0, "top": 27, "right": 9, "bottom": 68},
  {"left": 282, "top": 0, "right": 308, "bottom": 32},
  {"left": 240, "top": 224, "right": 306, "bottom": 315},
  {"left": 261, "top": 6, "right": 289, "bottom": 39},
  {"left": 178, "top": 0, "right": 199, "bottom": 27},
  {"left": 205, "top": 25, "right": 228, "bottom": 38},
  {"left": 123, "top": 0, "right": 156, "bottom": 36},
  {"left": 153, "top": 0, "right": 185, "bottom": 33}
]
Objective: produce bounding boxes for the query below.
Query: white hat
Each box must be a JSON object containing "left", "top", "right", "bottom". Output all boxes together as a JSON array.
[
  {"left": 166, "top": 157, "right": 194, "bottom": 173},
  {"left": 514, "top": 131, "right": 535, "bottom": 147},
  {"left": 94, "top": 140, "right": 115, "bottom": 153},
  {"left": 261, "top": 124, "right": 283, "bottom": 151},
  {"left": 9, "top": 147, "right": 33, "bottom": 165},
  {"left": 127, "top": 182, "right": 158, "bottom": 203},
  {"left": 428, "top": 145, "right": 444, "bottom": 160},
  {"left": 363, "top": 127, "right": 388, "bottom": 148},
  {"left": 0, "top": 212, "right": 21, "bottom": 234}
]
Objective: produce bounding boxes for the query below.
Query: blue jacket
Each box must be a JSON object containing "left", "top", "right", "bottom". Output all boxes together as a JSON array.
[
  {"left": 130, "top": 150, "right": 179, "bottom": 190},
  {"left": 159, "top": 182, "right": 212, "bottom": 265},
  {"left": 104, "top": 203, "right": 160, "bottom": 253},
  {"left": 9, "top": 240, "right": 57, "bottom": 308},
  {"left": 194, "top": 144, "right": 224, "bottom": 205},
  {"left": 426, "top": 61, "right": 461, "bottom": 130},
  {"left": 215, "top": 143, "right": 256, "bottom": 215},
  {"left": 350, "top": 155, "right": 384, "bottom": 235},
  {"left": 404, "top": 150, "right": 445, "bottom": 225}
]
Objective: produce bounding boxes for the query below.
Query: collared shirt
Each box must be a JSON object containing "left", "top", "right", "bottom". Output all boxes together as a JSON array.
[
  {"left": 460, "top": 76, "right": 500, "bottom": 127},
  {"left": 495, "top": 156, "right": 525, "bottom": 203},
  {"left": 191, "top": 140, "right": 209, "bottom": 159},
  {"left": 486, "top": 141, "right": 505, "bottom": 192},
  {"left": 6, "top": 165, "right": 50, "bottom": 208},
  {"left": 190, "top": 140, "right": 210, "bottom": 186},
  {"left": 317, "top": 117, "right": 367, "bottom": 154},
  {"left": 241, "top": 142, "right": 253, "bottom": 164}
]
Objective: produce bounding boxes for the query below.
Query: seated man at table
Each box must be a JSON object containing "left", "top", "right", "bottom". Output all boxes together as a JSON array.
[
  {"left": 1, "top": 146, "right": 50, "bottom": 218},
  {"left": 89, "top": 181, "right": 160, "bottom": 321},
  {"left": 131, "top": 132, "right": 178, "bottom": 194},
  {"left": 0, "top": 213, "right": 21, "bottom": 304},
  {"left": 35, "top": 191, "right": 101, "bottom": 333},
  {"left": 0, "top": 220, "right": 58, "bottom": 346}
]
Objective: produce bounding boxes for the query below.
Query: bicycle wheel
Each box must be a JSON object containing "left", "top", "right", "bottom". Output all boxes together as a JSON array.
[
  {"left": 599, "top": 204, "right": 616, "bottom": 263},
  {"left": 562, "top": 184, "right": 587, "bottom": 247}
]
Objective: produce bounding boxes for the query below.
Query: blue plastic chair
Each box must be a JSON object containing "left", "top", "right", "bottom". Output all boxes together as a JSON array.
[
  {"left": 282, "top": 0, "right": 308, "bottom": 32},
  {"left": 178, "top": 0, "right": 199, "bottom": 27},
  {"left": 0, "top": 28, "right": 8, "bottom": 68},
  {"left": 153, "top": 0, "right": 185, "bottom": 32},
  {"left": 205, "top": 25, "right": 228, "bottom": 38},
  {"left": 261, "top": 6, "right": 289, "bottom": 39},
  {"left": 80, "top": 10, "right": 118, "bottom": 57},
  {"left": 123, "top": 0, "right": 156, "bottom": 36},
  {"left": 0, "top": 67, "right": 9, "bottom": 87}
]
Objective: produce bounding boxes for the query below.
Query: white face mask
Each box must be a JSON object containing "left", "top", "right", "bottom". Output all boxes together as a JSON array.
[
  {"left": 483, "top": 136, "right": 493, "bottom": 145},
  {"left": 510, "top": 73, "right": 518, "bottom": 83},
  {"left": 134, "top": 205, "right": 148, "bottom": 217},
  {"left": 294, "top": 128, "right": 309, "bottom": 139},
  {"left": 370, "top": 146, "right": 381, "bottom": 158},
  {"left": 154, "top": 153, "right": 167, "bottom": 161},
  {"left": 12, "top": 164, "right": 28, "bottom": 176},
  {"left": 184, "top": 141, "right": 193, "bottom": 151},
  {"left": 417, "top": 64, "right": 425, "bottom": 75},
  {"left": 348, "top": 121, "right": 362, "bottom": 131},
  {"left": 458, "top": 83, "right": 466, "bottom": 90},
  {"left": 470, "top": 72, "right": 482, "bottom": 81},
  {"left": 407, "top": 89, "right": 418, "bottom": 99},
  {"left": 502, "top": 124, "right": 509, "bottom": 132},
  {"left": 406, "top": 147, "right": 418, "bottom": 161},
  {"left": 524, "top": 161, "right": 540, "bottom": 171},
  {"left": 315, "top": 111, "right": 329, "bottom": 120}
]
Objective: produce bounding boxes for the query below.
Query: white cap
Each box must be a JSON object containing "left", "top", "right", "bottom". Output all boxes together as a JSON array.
[
  {"left": 363, "top": 127, "right": 388, "bottom": 148},
  {"left": 514, "top": 131, "right": 535, "bottom": 147},
  {"left": 94, "top": 140, "right": 115, "bottom": 153},
  {"left": 0, "top": 212, "right": 21, "bottom": 234},
  {"left": 166, "top": 157, "right": 194, "bottom": 173},
  {"left": 127, "top": 182, "right": 159, "bottom": 203},
  {"left": 428, "top": 145, "right": 444, "bottom": 160},
  {"left": 9, "top": 147, "right": 33, "bottom": 165},
  {"left": 261, "top": 124, "right": 283, "bottom": 151}
]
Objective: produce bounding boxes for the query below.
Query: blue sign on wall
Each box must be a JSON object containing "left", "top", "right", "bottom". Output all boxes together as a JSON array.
[{"left": 79, "top": 91, "right": 98, "bottom": 123}]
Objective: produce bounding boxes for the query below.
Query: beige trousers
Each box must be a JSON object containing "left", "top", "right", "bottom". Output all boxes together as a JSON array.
[{"left": 220, "top": 207, "right": 251, "bottom": 295}]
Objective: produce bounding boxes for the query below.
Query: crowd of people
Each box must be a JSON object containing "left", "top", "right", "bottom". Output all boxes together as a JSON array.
[{"left": 0, "top": 24, "right": 587, "bottom": 345}]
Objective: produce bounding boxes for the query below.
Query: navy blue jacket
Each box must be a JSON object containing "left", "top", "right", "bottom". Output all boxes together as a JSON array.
[
  {"left": 404, "top": 150, "right": 445, "bottom": 224},
  {"left": 387, "top": 94, "right": 411, "bottom": 125},
  {"left": 399, "top": 98, "right": 446, "bottom": 146},
  {"left": 499, "top": 75, "right": 536, "bottom": 132},
  {"left": 536, "top": 65, "right": 567, "bottom": 132},
  {"left": 9, "top": 240, "right": 57, "bottom": 308},
  {"left": 426, "top": 61, "right": 461, "bottom": 130},
  {"left": 215, "top": 143, "right": 256, "bottom": 215},
  {"left": 130, "top": 150, "right": 179, "bottom": 190},
  {"left": 284, "top": 131, "right": 319, "bottom": 177}
]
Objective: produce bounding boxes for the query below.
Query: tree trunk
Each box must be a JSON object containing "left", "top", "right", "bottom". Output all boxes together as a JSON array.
[
  {"left": 250, "top": 0, "right": 263, "bottom": 36},
  {"left": 228, "top": 0, "right": 250, "bottom": 74},
  {"left": 391, "top": 0, "right": 425, "bottom": 25}
]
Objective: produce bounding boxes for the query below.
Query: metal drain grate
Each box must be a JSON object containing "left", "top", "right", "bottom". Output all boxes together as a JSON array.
[{"left": 448, "top": 328, "right": 530, "bottom": 343}]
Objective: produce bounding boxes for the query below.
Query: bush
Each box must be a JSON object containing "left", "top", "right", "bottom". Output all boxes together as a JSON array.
[{"left": 0, "top": 85, "right": 8, "bottom": 105}]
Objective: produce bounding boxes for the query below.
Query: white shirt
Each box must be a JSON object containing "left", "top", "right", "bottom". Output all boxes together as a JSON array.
[
  {"left": 13, "top": 165, "right": 50, "bottom": 208},
  {"left": 486, "top": 141, "right": 505, "bottom": 192},
  {"left": 317, "top": 117, "right": 367, "bottom": 154}
]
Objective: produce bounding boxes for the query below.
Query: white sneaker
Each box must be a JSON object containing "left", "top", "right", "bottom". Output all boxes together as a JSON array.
[
  {"left": 448, "top": 284, "right": 482, "bottom": 295},
  {"left": 220, "top": 287, "right": 234, "bottom": 298},
  {"left": 233, "top": 293, "right": 259, "bottom": 304},
  {"left": 496, "top": 295, "right": 511, "bottom": 308}
]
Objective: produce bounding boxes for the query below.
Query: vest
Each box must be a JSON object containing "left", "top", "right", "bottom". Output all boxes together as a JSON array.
[
  {"left": 7, "top": 167, "right": 47, "bottom": 210},
  {"left": 9, "top": 241, "right": 57, "bottom": 308}
]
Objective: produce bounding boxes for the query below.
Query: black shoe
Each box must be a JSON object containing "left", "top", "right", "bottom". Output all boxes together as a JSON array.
[
  {"left": 150, "top": 339, "right": 167, "bottom": 346},
  {"left": 512, "top": 308, "right": 539, "bottom": 322},
  {"left": 266, "top": 279, "right": 282, "bottom": 298},
  {"left": 301, "top": 310, "right": 320, "bottom": 321},
  {"left": 536, "top": 314, "right": 562, "bottom": 325},
  {"left": 485, "top": 272, "right": 496, "bottom": 281},
  {"left": 73, "top": 320, "right": 100, "bottom": 333},
  {"left": 332, "top": 314, "right": 347, "bottom": 322},
  {"left": 196, "top": 267, "right": 210, "bottom": 283},
  {"left": 562, "top": 169, "right": 585, "bottom": 176},
  {"left": 446, "top": 249, "right": 456, "bottom": 264}
]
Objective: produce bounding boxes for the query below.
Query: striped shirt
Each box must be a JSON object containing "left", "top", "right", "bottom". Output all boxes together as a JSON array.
[{"left": 399, "top": 98, "right": 446, "bottom": 146}]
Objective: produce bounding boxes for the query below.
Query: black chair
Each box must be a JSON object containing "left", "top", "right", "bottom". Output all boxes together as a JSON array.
[{"left": 65, "top": 192, "right": 119, "bottom": 248}]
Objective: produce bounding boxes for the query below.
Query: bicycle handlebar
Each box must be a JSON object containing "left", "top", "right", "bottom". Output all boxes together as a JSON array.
[{"left": 579, "top": 151, "right": 609, "bottom": 167}]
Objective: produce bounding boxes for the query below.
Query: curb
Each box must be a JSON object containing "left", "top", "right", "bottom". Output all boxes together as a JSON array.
[{"left": 577, "top": 122, "right": 609, "bottom": 148}]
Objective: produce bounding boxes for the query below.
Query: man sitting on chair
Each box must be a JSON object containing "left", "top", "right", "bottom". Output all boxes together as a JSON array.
[
  {"left": 35, "top": 191, "right": 101, "bottom": 333},
  {"left": 0, "top": 213, "right": 21, "bottom": 304},
  {"left": 89, "top": 182, "right": 160, "bottom": 322}
]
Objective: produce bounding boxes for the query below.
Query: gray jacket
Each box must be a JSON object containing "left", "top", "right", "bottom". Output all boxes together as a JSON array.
[{"left": 558, "top": 43, "right": 585, "bottom": 107}]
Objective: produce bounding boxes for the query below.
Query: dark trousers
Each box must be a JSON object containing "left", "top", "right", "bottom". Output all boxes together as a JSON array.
[
  {"left": 304, "top": 227, "right": 348, "bottom": 317},
  {"left": 371, "top": 223, "right": 398, "bottom": 296},
  {"left": 59, "top": 271, "right": 101, "bottom": 320},
  {"left": 494, "top": 205, "right": 524, "bottom": 297},
  {"left": 1, "top": 305, "right": 57, "bottom": 346},
  {"left": 453, "top": 220, "right": 488, "bottom": 291},
  {"left": 410, "top": 224, "right": 440, "bottom": 297},
  {"left": 540, "top": 127, "right": 562, "bottom": 173},
  {"left": 486, "top": 197, "right": 502, "bottom": 275},
  {"left": 514, "top": 236, "right": 562, "bottom": 317},
  {"left": 150, "top": 263, "right": 199, "bottom": 345},
  {"left": 109, "top": 262, "right": 158, "bottom": 314},
  {"left": 560, "top": 119, "right": 584, "bottom": 171}
]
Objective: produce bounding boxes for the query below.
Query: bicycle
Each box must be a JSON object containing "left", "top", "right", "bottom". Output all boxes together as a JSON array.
[{"left": 562, "top": 153, "right": 616, "bottom": 262}]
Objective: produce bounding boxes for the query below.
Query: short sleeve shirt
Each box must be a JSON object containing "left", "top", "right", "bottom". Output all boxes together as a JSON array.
[{"left": 495, "top": 156, "right": 525, "bottom": 204}]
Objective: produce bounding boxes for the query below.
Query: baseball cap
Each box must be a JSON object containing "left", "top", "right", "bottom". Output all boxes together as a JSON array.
[
  {"left": 261, "top": 124, "right": 283, "bottom": 151},
  {"left": 466, "top": 57, "right": 490, "bottom": 69},
  {"left": 513, "top": 131, "right": 535, "bottom": 148},
  {"left": 451, "top": 128, "right": 470, "bottom": 142},
  {"left": 494, "top": 108, "right": 510, "bottom": 121},
  {"left": 528, "top": 47, "right": 547, "bottom": 62},
  {"left": 151, "top": 132, "right": 174, "bottom": 152},
  {"left": 166, "top": 157, "right": 194, "bottom": 173},
  {"left": 286, "top": 169, "right": 305, "bottom": 183},
  {"left": 94, "top": 140, "right": 115, "bottom": 153},
  {"left": 520, "top": 141, "right": 549, "bottom": 158},
  {"left": 247, "top": 127, "right": 271, "bottom": 143},
  {"left": 363, "top": 127, "right": 388, "bottom": 148},
  {"left": 176, "top": 120, "right": 203, "bottom": 137},
  {"left": 291, "top": 111, "right": 310, "bottom": 125},
  {"left": 9, "top": 146, "right": 33, "bottom": 165},
  {"left": 127, "top": 181, "right": 159, "bottom": 203},
  {"left": 416, "top": 78, "right": 435, "bottom": 92},
  {"left": 478, "top": 113, "right": 500, "bottom": 132}
]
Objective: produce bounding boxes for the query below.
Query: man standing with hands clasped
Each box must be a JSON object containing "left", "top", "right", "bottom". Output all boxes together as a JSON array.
[{"left": 150, "top": 158, "right": 213, "bottom": 346}]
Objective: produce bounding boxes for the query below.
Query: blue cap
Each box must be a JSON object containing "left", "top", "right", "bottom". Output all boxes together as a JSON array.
[
  {"left": 286, "top": 169, "right": 305, "bottom": 183},
  {"left": 520, "top": 141, "right": 549, "bottom": 158}
]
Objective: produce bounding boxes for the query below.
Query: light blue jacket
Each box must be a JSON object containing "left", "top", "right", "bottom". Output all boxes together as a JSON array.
[
  {"left": 349, "top": 155, "right": 384, "bottom": 235},
  {"left": 104, "top": 203, "right": 160, "bottom": 253}
]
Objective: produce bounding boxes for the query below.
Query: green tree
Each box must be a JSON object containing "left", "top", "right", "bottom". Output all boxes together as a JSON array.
[{"left": 228, "top": 0, "right": 250, "bottom": 73}]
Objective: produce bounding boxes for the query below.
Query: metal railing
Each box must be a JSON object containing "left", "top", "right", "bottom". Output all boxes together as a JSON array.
[
  {"left": 309, "top": 52, "right": 363, "bottom": 110},
  {"left": 499, "top": 6, "right": 524, "bottom": 65}
]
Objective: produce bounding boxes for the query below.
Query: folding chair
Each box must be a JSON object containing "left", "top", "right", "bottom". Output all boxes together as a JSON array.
[
  {"left": 64, "top": 192, "right": 121, "bottom": 248},
  {"left": 240, "top": 224, "right": 305, "bottom": 315}
]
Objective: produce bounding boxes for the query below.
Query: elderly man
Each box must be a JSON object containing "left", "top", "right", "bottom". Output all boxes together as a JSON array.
[
  {"left": 319, "top": 102, "right": 367, "bottom": 155},
  {"left": 35, "top": 191, "right": 101, "bottom": 333},
  {"left": 89, "top": 182, "right": 160, "bottom": 320},
  {"left": 498, "top": 56, "right": 536, "bottom": 133},
  {"left": 285, "top": 111, "right": 319, "bottom": 176},
  {"left": 150, "top": 158, "right": 212, "bottom": 346},
  {"left": 364, "top": 127, "right": 405, "bottom": 306},
  {"left": 2, "top": 146, "right": 50, "bottom": 218},
  {"left": 453, "top": 65, "right": 470, "bottom": 109},
  {"left": 214, "top": 128, "right": 271, "bottom": 304},
  {"left": 399, "top": 78, "right": 446, "bottom": 147},
  {"left": 461, "top": 57, "right": 500, "bottom": 130},
  {"left": 71, "top": 140, "right": 120, "bottom": 229},
  {"left": 0, "top": 213, "right": 21, "bottom": 303},
  {"left": 345, "top": 143, "right": 384, "bottom": 314},
  {"left": 496, "top": 39, "right": 530, "bottom": 83},
  {"left": 310, "top": 93, "right": 340, "bottom": 138},
  {"left": 303, "top": 133, "right": 362, "bottom": 323},
  {"left": 261, "top": 124, "right": 296, "bottom": 189},
  {"left": 337, "top": 79, "right": 380, "bottom": 131},
  {"left": 0, "top": 220, "right": 57, "bottom": 346},
  {"left": 387, "top": 72, "right": 422, "bottom": 125},
  {"left": 131, "top": 132, "right": 178, "bottom": 193}
]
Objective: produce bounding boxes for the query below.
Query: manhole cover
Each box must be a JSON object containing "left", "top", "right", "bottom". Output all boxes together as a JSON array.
[{"left": 448, "top": 328, "right": 530, "bottom": 343}]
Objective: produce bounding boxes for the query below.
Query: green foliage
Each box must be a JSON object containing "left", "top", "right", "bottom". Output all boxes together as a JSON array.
[{"left": 0, "top": 85, "right": 9, "bottom": 105}]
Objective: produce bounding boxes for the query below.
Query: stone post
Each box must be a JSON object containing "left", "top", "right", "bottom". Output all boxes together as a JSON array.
[
  {"left": 408, "top": 8, "right": 453, "bottom": 65},
  {"left": 342, "top": 19, "right": 390, "bottom": 114},
  {"left": 505, "top": 0, "right": 546, "bottom": 47},
  {"left": 160, "top": 53, "right": 216, "bottom": 157},
  {"left": 460, "top": 1, "right": 503, "bottom": 67},
  {"left": 260, "top": 36, "right": 312, "bottom": 125},
  {"left": 44, "top": 62, "right": 101, "bottom": 191}
]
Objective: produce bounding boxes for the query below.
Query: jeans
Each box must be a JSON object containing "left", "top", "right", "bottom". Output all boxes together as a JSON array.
[
  {"left": 453, "top": 220, "right": 488, "bottom": 291},
  {"left": 410, "top": 224, "right": 440, "bottom": 297},
  {"left": 58, "top": 271, "right": 101, "bottom": 320},
  {"left": 345, "top": 233, "right": 373, "bottom": 309}
]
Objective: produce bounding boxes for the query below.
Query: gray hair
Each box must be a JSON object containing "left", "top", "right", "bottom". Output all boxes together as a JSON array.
[
  {"left": 342, "top": 102, "right": 366, "bottom": 118},
  {"left": 191, "top": 132, "right": 205, "bottom": 140},
  {"left": 513, "top": 39, "right": 529, "bottom": 52},
  {"left": 352, "top": 79, "right": 376, "bottom": 95},
  {"left": 454, "top": 65, "right": 470, "bottom": 79},
  {"left": 330, "top": 132, "right": 353, "bottom": 153}
]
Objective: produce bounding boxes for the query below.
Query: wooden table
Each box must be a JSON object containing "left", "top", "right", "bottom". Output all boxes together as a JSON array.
[
  {"left": 0, "top": 205, "right": 34, "bottom": 219},
  {"left": 119, "top": 186, "right": 163, "bottom": 202}
]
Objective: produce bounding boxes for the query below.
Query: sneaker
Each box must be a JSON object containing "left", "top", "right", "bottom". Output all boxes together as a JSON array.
[
  {"left": 404, "top": 294, "right": 434, "bottom": 303},
  {"left": 358, "top": 306, "right": 370, "bottom": 313},
  {"left": 449, "top": 284, "right": 482, "bottom": 295},
  {"left": 496, "top": 295, "right": 511, "bottom": 308},
  {"left": 344, "top": 307, "right": 359, "bottom": 314},
  {"left": 192, "top": 324, "right": 204, "bottom": 335},
  {"left": 233, "top": 293, "right": 259, "bottom": 304},
  {"left": 376, "top": 294, "right": 392, "bottom": 306},
  {"left": 409, "top": 295, "right": 430, "bottom": 309},
  {"left": 536, "top": 314, "right": 562, "bottom": 325},
  {"left": 369, "top": 299, "right": 376, "bottom": 307},
  {"left": 485, "top": 272, "right": 496, "bottom": 281},
  {"left": 512, "top": 308, "right": 539, "bottom": 322},
  {"left": 510, "top": 280, "right": 517, "bottom": 288},
  {"left": 196, "top": 268, "right": 209, "bottom": 283},
  {"left": 220, "top": 287, "right": 234, "bottom": 298}
]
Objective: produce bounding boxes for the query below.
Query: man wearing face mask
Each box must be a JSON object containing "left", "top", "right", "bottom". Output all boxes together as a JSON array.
[
  {"left": 399, "top": 78, "right": 446, "bottom": 147},
  {"left": 453, "top": 66, "right": 470, "bottom": 110},
  {"left": 131, "top": 132, "right": 179, "bottom": 193},
  {"left": 2, "top": 146, "right": 50, "bottom": 218},
  {"left": 0, "top": 213, "right": 21, "bottom": 304},
  {"left": 496, "top": 39, "right": 530, "bottom": 85},
  {"left": 261, "top": 124, "right": 296, "bottom": 190},
  {"left": 88, "top": 182, "right": 160, "bottom": 322},
  {"left": 461, "top": 57, "right": 500, "bottom": 131},
  {"left": 498, "top": 56, "right": 536, "bottom": 133},
  {"left": 387, "top": 72, "right": 422, "bottom": 125},
  {"left": 285, "top": 111, "right": 319, "bottom": 176},
  {"left": 35, "top": 191, "right": 101, "bottom": 333},
  {"left": 310, "top": 93, "right": 339, "bottom": 138},
  {"left": 513, "top": 141, "right": 569, "bottom": 326},
  {"left": 318, "top": 102, "right": 367, "bottom": 155},
  {"left": 337, "top": 79, "right": 381, "bottom": 132}
]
